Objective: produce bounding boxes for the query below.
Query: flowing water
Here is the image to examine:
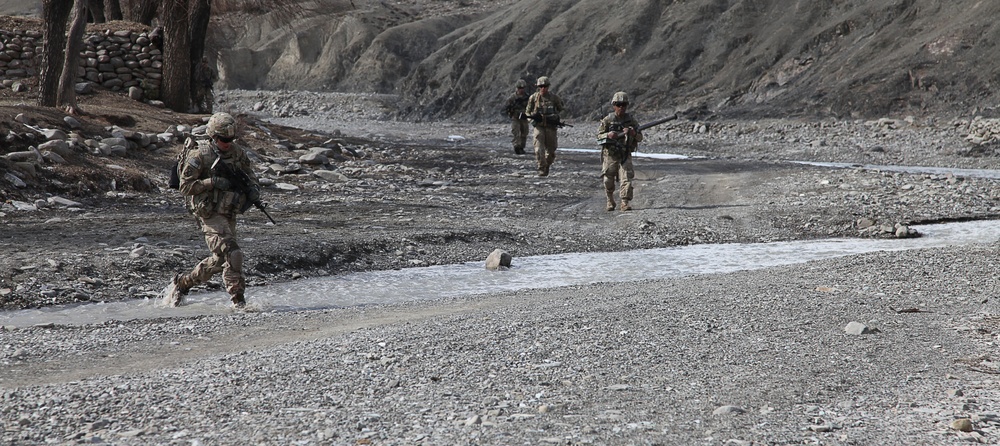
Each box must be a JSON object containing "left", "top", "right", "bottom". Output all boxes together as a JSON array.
[{"left": 3, "top": 220, "right": 999, "bottom": 328}]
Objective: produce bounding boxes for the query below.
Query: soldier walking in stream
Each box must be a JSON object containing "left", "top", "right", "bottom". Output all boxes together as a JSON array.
[{"left": 162, "top": 112, "right": 262, "bottom": 308}]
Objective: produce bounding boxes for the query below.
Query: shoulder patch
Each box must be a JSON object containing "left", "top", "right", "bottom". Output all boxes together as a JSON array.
[{"left": 187, "top": 156, "right": 201, "bottom": 169}]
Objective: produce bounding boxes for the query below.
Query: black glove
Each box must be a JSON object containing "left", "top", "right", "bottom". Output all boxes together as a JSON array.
[
  {"left": 247, "top": 186, "right": 260, "bottom": 203},
  {"left": 212, "top": 176, "right": 231, "bottom": 191}
]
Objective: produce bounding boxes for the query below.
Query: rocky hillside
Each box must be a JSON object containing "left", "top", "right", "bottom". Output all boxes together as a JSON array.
[
  {"left": 3, "top": 1, "right": 996, "bottom": 122},
  {"left": 213, "top": 0, "right": 1000, "bottom": 121}
]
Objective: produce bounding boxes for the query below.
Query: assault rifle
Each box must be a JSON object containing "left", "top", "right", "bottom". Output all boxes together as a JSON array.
[
  {"left": 211, "top": 156, "right": 276, "bottom": 224},
  {"left": 599, "top": 113, "right": 680, "bottom": 146},
  {"left": 518, "top": 112, "right": 573, "bottom": 128}
]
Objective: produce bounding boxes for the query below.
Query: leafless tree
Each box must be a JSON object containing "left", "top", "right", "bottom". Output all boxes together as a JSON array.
[
  {"left": 159, "top": 0, "right": 303, "bottom": 113},
  {"left": 87, "top": 0, "right": 105, "bottom": 23},
  {"left": 104, "top": 0, "right": 123, "bottom": 21},
  {"left": 42, "top": 0, "right": 306, "bottom": 113},
  {"left": 121, "top": 0, "right": 158, "bottom": 25},
  {"left": 161, "top": 0, "right": 193, "bottom": 112},
  {"left": 38, "top": 0, "right": 74, "bottom": 107},
  {"left": 57, "top": 0, "right": 89, "bottom": 114},
  {"left": 189, "top": 0, "right": 211, "bottom": 103}
]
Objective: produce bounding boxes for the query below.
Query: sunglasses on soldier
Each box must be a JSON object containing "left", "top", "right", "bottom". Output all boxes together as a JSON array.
[
  {"left": 215, "top": 135, "right": 235, "bottom": 143},
  {"left": 613, "top": 102, "right": 628, "bottom": 107}
]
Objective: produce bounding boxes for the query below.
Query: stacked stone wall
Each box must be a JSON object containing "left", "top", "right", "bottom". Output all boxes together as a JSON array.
[{"left": 0, "top": 28, "right": 161, "bottom": 96}]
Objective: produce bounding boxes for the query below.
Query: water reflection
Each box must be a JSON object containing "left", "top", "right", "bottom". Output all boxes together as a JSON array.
[
  {"left": 561, "top": 148, "right": 692, "bottom": 160},
  {"left": 2, "top": 220, "right": 999, "bottom": 328}
]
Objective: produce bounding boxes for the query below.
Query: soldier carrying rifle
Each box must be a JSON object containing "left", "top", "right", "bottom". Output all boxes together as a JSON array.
[
  {"left": 502, "top": 79, "right": 530, "bottom": 155},
  {"left": 524, "top": 76, "right": 566, "bottom": 177},
  {"left": 162, "top": 112, "right": 265, "bottom": 308},
  {"left": 597, "top": 91, "right": 643, "bottom": 211}
]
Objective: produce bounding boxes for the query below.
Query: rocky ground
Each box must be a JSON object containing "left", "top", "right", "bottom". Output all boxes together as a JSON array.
[
  {"left": 5, "top": 89, "right": 1000, "bottom": 312},
  {"left": 4, "top": 90, "right": 1000, "bottom": 444}
]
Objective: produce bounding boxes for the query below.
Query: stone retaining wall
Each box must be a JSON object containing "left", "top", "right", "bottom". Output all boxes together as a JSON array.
[{"left": 0, "top": 28, "right": 161, "bottom": 97}]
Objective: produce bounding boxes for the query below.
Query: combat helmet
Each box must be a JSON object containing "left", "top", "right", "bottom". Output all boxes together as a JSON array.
[
  {"left": 515, "top": 79, "right": 527, "bottom": 89},
  {"left": 207, "top": 112, "right": 236, "bottom": 139},
  {"left": 536, "top": 76, "right": 551, "bottom": 87},
  {"left": 611, "top": 91, "right": 629, "bottom": 106}
]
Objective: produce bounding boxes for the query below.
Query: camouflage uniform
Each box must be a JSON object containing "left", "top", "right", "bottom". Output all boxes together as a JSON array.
[
  {"left": 597, "top": 92, "right": 643, "bottom": 211},
  {"left": 503, "top": 79, "right": 530, "bottom": 154},
  {"left": 525, "top": 76, "right": 565, "bottom": 176},
  {"left": 193, "top": 57, "right": 217, "bottom": 114},
  {"left": 166, "top": 113, "right": 260, "bottom": 307}
]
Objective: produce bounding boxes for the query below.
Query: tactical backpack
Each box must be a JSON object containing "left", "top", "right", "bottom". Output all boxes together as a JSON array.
[
  {"left": 167, "top": 159, "right": 181, "bottom": 189},
  {"left": 168, "top": 137, "right": 207, "bottom": 189}
]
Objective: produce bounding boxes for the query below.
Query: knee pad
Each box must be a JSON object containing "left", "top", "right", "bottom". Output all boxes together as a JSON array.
[
  {"left": 219, "top": 238, "right": 240, "bottom": 255},
  {"left": 226, "top": 249, "right": 244, "bottom": 271}
]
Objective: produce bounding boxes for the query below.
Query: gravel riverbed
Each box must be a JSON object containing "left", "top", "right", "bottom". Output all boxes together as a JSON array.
[
  {"left": 5, "top": 246, "right": 1000, "bottom": 445},
  {"left": 5, "top": 90, "right": 1000, "bottom": 445}
]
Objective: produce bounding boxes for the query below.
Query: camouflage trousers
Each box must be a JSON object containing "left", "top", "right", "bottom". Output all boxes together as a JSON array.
[
  {"left": 195, "top": 87, "right": 214, "bottom": 114},
  {"left": 183, "top": 213, "right": 245, "bottom": 296},
  {"left": 532, "top": 126, "right": 558, "bottom": 175},
  {"left": 601, "top": 147, "right": 634, "bottom": 201},
  {"left": 511, "top": 118, "right": 529, "bottom": 153}
]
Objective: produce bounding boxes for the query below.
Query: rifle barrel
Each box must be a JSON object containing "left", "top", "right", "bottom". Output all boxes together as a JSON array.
[
  {"left": 256, "top": 203, "right": 277, "bottom": 224},
  {"left": 637, "top": 114, "right": 679, "bottom": 131}
]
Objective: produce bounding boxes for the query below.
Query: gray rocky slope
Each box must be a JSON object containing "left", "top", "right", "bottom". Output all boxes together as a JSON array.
[{"left": 216, "top": 0, "right": 1000, "bottom": 121}]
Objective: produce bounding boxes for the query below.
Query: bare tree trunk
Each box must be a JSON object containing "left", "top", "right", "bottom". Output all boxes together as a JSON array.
[
  {"left": 104, "top": 0, "right": 122, "bottom": 20},
  {"left": 57, "top": 0, "right": 88, "bottom": 114},
  {"left": 189, "top": 0, "right": 210, "bottom": 105},
  {"left": 87, "top": 0, "right": 105, "bottom": 22},
  {"left": 136, "top": 0, "right": 157, "bottom": 25},
  {"left": 121, "top": 0, "right": 157, "bottom": 24},
  {"left": 162, "top": 0, "right": 192, "bottom": 113},
  {"left": 38, "top": 0, "right": 74, "bottom": 107}
]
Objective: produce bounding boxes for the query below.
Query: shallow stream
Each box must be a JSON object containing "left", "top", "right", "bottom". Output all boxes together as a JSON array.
[{"left": 2, "top": 220, "right": 999, "bottom": 328}]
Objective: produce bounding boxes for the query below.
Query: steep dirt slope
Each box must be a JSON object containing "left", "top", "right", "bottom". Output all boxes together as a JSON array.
[{"left": 217, "top": 0, "right": 1000, "bottom": 121}]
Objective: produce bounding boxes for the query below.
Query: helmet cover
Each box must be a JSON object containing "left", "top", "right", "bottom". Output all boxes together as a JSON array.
[{"left": 207, "top": 112, "right": 236, "bottom": 139}]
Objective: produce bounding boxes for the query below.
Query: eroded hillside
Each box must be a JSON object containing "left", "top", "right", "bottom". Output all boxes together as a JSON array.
[{"left": 206, "top": 0, "right": 1000, "bottom": 120}]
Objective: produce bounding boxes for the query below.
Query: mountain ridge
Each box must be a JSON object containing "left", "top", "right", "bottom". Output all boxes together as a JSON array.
[{"left": 212, "top": 0, "right": 1000, "bottom": 121}]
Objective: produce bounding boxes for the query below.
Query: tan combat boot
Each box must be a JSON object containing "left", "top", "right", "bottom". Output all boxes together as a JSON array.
[
  {"left": 605, "top": 191, "right": 616, "bottom": 211},
  {"left": 620, "top": 200, "right": 632, "bottom": 211},
  {"left": 231, "top": 292, "right": 246, "bottom": 308},
  {"left": 162, "top": 273, "right": 190, "bottom": 307}
]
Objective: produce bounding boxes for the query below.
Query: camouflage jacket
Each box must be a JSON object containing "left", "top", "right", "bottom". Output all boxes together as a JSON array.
[
  {"left": 178, "top": 138, "right": 259, "bottom": 218},
  {"left": 597, "top": 111, "right": 643, "bottom": 152},
  {"left": 525, "top": 91, "right": 565, "bottom": 125},
  {"left": 504, "top": 91, "right": 530, "bottom": 119}
]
